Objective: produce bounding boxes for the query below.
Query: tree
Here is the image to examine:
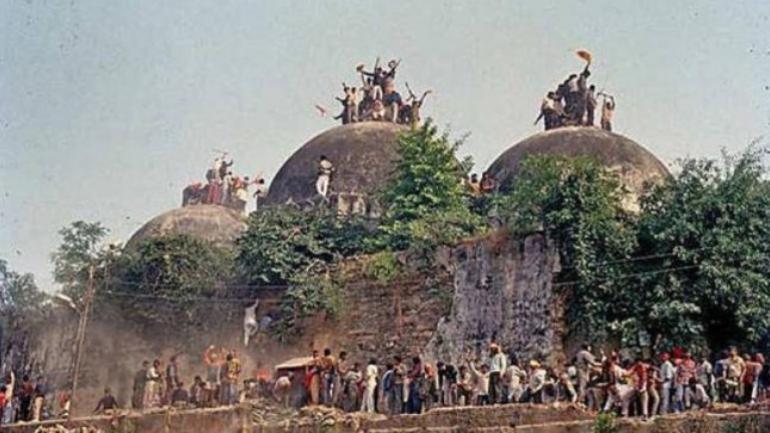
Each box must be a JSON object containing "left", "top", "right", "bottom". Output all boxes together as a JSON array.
[
  {"left": 377, "top": 120, "right": 484, "bottom": 253},
  {"left": 0, "top": 260, "right": 49, "bottom": 372},
  {"left": 0, "top": 259, "right": 49, "bottom": 325},
  {"left": 635, "top": 148, "right": 770, "bottom": 351},
  {"left": 236, "top": 205, "right": 372, "bottom": 286},
  {"left": 235, "top": 204, "right": 374, "bottom": 336},
  {"left": 499, "top": 155, "right": 636, "bottom": 341},
  {"left": 111, "top": 235, "right": 236, "bottom": 328},
  {"left": 51, "top": 221, "right": 108, "bottom": 301}
]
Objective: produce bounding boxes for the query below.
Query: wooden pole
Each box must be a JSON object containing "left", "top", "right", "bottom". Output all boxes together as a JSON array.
[{"left": 70, "top": 264, "right": 96, "bottom": 419}]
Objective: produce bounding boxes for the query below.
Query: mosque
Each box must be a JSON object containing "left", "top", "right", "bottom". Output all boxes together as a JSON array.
[{"left": 127, "top": 121, "right": 669, "bottom": 246}]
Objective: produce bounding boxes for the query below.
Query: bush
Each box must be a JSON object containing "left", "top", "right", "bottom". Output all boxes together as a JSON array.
[{"left": 109, "top": 234, "right": 236, "bottom": 328}]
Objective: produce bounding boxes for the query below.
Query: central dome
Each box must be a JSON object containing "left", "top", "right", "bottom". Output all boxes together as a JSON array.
[
  {"left": 488, "top": 127, "right": 669, "bottom": 209},
  {"left": 266, "top": 122, "right": 405, "bottom": 206}
]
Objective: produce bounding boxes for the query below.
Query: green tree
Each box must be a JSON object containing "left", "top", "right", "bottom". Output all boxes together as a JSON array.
[
  {"left": 236, "top": 205, "right": 374, "bottom": 335},
  {"left": 236, "top": 205, "right": 372, "bottom": 285},
  {"left": 377, "top": 120, "right": 483, "bottom": 253},
  {"left": 499, "top": 155, "right": 636, "bottom": 340},
  {"left": 111, "top": 235, "right": 236, "bottom": 327},
  {"left": 635, "top": 148, "right": 770, "bottom": 350},
  {"left": 1, "top": 259, "right": 49, "bottom": 326},
  {"left": 51, "top": 221, "right": 108, "bottom": 300},
  {"left": 0, "top": 260, "right": 50, "bottom": 372}
]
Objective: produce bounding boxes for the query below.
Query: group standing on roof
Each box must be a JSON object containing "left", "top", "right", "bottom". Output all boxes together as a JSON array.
[
  {"left": 535, "top": 50, "right": 616, "bottom": 132},
  {"left": 181, "top": 153, "right": 267, "bottom": 214},
  {"left": 325, "top": 58, "right": 431, "bottom": 128}
]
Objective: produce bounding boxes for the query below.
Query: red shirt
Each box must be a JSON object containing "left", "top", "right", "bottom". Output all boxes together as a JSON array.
[
  {"left": 630, "top": 363, "right": 649, "bottom": 390},
  {"left": 743, "top": 361, "right": 761, "bottom": 384}
]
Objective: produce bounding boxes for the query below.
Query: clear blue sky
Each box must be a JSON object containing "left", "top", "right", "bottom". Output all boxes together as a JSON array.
[{"left": 1, "top": 0, "right": 768, "bottom": 291}]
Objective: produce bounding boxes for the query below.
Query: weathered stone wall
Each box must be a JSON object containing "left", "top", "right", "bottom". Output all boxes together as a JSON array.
[
  {"left": 294, "top": 264, "right": 454, "bottom": 363},
  {"left": 4, "top": 404, "right": 767, "bottom": 433},
  {"left": 19, "top": 230, "right": 567, "bottom": 416},
  {"left": 0, "top": 406, "right": 245, "bottom": 433},
  {"left": 425, "top": 232, "right": 565, "bottom": 366}
]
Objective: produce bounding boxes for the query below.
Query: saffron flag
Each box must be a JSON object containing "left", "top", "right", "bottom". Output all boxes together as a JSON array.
[{"left": 576, "top": 49, "right": 593, "bottom": 65}]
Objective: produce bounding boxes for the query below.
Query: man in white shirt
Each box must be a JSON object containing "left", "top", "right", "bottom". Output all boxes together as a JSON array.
[
  {"left": 504, "top": 358, "right": 527, "bottom": 403},
  {"left": 316, "top": 156, "right": 334, "bottom": 199},
  {"left": 688, "top": 378, "right": 711, "bottom": 408},
  {"left": 361, "top": 359, "right": 379, "bottom": 413},
  {"left": 659, "top": 353, "right": 675, "bottom": 414},
  {"left": 526, "top": 361, "right": 547, "bottom": 404},
  {"left": 488, "top": 344, "right": 507, "bottom": 404},
  {"left": 252, "top": 178, "right": 268, "bottom": 212}
]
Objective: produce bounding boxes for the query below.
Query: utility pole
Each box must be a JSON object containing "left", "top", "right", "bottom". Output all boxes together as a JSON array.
[{"left": 70, "top": 264, "right": 96, "bottom": 419}]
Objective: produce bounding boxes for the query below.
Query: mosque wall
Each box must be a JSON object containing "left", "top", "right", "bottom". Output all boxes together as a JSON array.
[
  {"left": 424, "top": 232, "right": 566, "bottom": 366},
  {"left": 301, "top": 231, "right": 566, "bottom": 367},
  {"left": 20, "top": 231, "right": 567, "bottom": 417}
]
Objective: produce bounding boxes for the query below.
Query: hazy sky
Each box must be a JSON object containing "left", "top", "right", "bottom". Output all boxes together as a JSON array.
[{"left": 1, "top": 0, "right": 768, "bottom": 291}]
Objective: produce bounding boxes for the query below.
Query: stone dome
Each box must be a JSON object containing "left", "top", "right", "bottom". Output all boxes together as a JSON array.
[
  {"left": 266, "top": 122, "right": 405, "bottom": 206},
  {"left": 126, "top": 205, "right": 247, "bottom": 248},
  {"left": 487, "top": 127, "right": 669, "bottom": 209}
]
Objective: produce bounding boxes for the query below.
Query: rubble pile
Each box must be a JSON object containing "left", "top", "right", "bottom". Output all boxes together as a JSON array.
[{"left": 247, "top": 399, "right": 386, "bottom": 432}]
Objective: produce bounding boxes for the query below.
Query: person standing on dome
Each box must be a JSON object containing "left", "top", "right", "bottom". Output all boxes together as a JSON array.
[
  {"left": 563, "top": 74, "right": 579, "bottom": 122},
  {"left": 217, "top": 155, "right": 234, "bottom": 181},
  {"left": 535, "top": 91, "right": 565, "bottom": 130},
  {"left": 359, "top": 58, "right": 398, "bottom": 88},
  {"left": 252, "top": 177, "right": 268, "bottom": 212},
  {"left": 600, "top": 94, "right": 616, "bottom": 131},
  {"left": 316, "top": 155, "right": 335, "bottom": 199},
  {"left": 334, "top": 84, "right": 358, "bottom": 125},
  {"left": 574, "top": 65, "right": 591, "bottom": 124},
  {"left": 358, "top": 77, "right": 378, "bottom": 117},
  {"left": 585, "top": 85, "right": 598, "bottom": 126}
]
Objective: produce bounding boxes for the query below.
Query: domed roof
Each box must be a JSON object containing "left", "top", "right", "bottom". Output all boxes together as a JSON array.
[
  {"left": 488, "top": 127, "right": 669, "bottom": 207},
  {"left": 266, "top": 122, "right": 405, "bottom": 205},
  {"left": 126, "top": 205, "right": 247, "bottom": 248}
]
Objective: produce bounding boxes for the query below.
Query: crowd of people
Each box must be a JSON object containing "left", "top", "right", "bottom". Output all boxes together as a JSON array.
[
  {"left": 327, "top": 58, "right": 431, "bottom": 127},
  {"left": 0, "top": 372, "right": 52, "bottom": 424},
  {"left": 2, "top": 342, "right": 769, "bottom": 426},
  {"left": 535, "top": 50, "right": 616, "bottom": 132},
  {"left": 128, "top": 347, "right": 248, "bottom": 412},
  {"left": 181, "top": 153, "right": 267, "bottom": 213},
  {"left": 273, "top": 343, "right": 770, "bottom": 418}
]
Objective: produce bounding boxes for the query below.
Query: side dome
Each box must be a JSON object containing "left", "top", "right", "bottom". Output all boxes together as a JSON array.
[
  {"left": 126, "top": 205, "right": 247, "bottom": 248},
  {"left": 265, "top": 122, "right": 405, "bottom": 206},
  {"left": 488, "top": 127, "right": 669, "bottom": 209}
]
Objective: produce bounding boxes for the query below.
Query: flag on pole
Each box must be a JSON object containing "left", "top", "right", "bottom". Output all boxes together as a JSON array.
[{"left": 576, "top": 49, "right": 593, "bottom": 65}]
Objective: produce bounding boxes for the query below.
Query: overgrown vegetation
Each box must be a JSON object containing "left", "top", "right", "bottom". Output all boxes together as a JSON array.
[
  {"left": 376, "top": 120, "right": 484, "bottom": 254},
  {"left": 51, "top": 221, "right": 108, "bottom": 301},
  {"left": 232, "top": 120, "right": 482, "bottom": 336},
  {"left": 634, "top": 148, "right": 770, "bottom": 351},
  {"left": 498, "top": 148, "right": 770, "bottom": 353},
  {"left": 0, "top": 260, "right": 50, "bottom": 374},
  {"left": 110, "top": 234, "right": 236, "bottom": 328},
  {"left": 32, "top": 125, "right": 770, "bottom": 353},
  {"left": 499, "top": 155, "right": 636, "bottom": 340},
  {"left": 236, "top": 205, "right": 373, "bottom": 286},
  {"left": 234, "top": 205, "right": 375, "bottom": 336}
]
